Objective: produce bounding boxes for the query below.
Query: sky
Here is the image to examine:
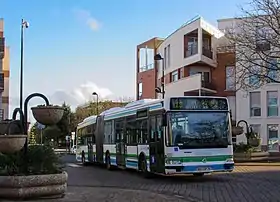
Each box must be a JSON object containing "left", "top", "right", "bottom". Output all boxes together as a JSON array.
[{"left": 0, "top": 0, "right": 248, "bottom": 121}]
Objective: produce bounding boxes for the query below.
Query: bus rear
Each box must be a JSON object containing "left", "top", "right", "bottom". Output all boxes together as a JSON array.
[{"left": 163, "top": 96, "right": 234, "bottom": 175}]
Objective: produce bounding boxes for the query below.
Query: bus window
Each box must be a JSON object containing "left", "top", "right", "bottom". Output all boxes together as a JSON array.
[{"left": 138, "top": 120, "right": 148, "bottom": 144}]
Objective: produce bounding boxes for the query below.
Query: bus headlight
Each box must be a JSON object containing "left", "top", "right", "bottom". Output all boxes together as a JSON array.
[{"left": 226, "top": 157, "right": 234, "bottom": 162}]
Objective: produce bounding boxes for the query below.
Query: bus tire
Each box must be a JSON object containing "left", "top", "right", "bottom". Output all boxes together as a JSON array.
[
  {"left": 105, "top": 152, "right": 112, "bottom": 170},
  {"left": 139, "top": 156, "right": 150, "bottom": 178},
  {"left": 193, "top": 173, "right": 204, "bottom": 177}
]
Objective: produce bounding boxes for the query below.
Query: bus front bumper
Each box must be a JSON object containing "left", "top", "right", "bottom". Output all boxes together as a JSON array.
[{"left": 164, "top": 163, "right": 234, "bottom": 175}]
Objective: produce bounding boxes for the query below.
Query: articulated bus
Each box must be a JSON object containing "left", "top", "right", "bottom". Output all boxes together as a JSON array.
[
  {"left": 76, "top": 96, "right": 234, "bottom": 176},
  {"left": 76, "top": 115, "right": 97, "bottom": 163}
]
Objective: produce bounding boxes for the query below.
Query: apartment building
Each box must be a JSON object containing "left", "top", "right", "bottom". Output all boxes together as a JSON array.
[
  {"left": 136, "top": 15, "right": 280, "bottom": 152},
  {"left": 218, "top": 18, "right": 280, "bottom": 153},
  {"left": 0, "top": 18, "right": 10, "bottom": 120},
  {"left": 136, "top": 16, "right": 236, "bottom": 120}
]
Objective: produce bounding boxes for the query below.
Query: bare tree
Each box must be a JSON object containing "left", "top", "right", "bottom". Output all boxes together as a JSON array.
[{"left": 225, "top": 0, "right": 280, "bottom": 91}]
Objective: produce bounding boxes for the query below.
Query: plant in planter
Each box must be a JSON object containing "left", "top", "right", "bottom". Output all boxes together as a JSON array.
[
  {"left": 246, "top": 131, "right": 261, "bottom": 147},
  {"left": 0, "top": 145, "right": 67, "bottom": 199},
  {"left": 0, "top": 118, "right": 27, "bottom": 154},
  {"left": 31, "top": 104, "right": 65, "bottom": 125}
]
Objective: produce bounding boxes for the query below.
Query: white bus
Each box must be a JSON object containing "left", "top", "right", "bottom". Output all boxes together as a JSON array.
[
  {"left": 75, "top": 115, "right": 97, "bottom": 164},
  {"left": 76, "top": 96, "right": 234, "bottom": 176}
]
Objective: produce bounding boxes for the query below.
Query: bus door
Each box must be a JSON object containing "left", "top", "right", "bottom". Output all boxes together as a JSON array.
[
  {"left": 149, "top": 115, "right": 165, "bottom": 173},
  {"left": 88, "top": 138, "right": 93, "bottom": 163},
  {"left": 115, "top": 120, "right": 126, "bottom": 167}
]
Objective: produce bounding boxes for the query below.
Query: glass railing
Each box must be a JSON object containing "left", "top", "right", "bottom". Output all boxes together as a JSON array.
[{"left": 186, "top": 43, "right": 198, "bottom": 57}]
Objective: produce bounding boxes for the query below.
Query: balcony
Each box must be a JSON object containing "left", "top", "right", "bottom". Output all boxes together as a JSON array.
[
  {"left": 201, "top": 80, "right": 216, "bottom": 91},
  {"left": 0, "top": 73, "right": 4, "bottom": 92},
  {"left": 0, "top": 37, "right": 5, "bottom": 59},
  {"left": 202, "top": 47, "right": 213, "bottom": 59},
  {"left": 165, "top": 74, "right": 216, "bottom": 97},
  {"left": 186, "top": 43, "right": 198, "bottom": 57}
]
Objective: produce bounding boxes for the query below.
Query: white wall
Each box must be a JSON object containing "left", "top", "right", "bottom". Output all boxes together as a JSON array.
[
  {"left": 227, "top": 96, "right": 236, "bottom": 121},
  {"left": 236, "top": 84, "right": 280, "bottom": 147},
  {"left": 156, "top": 17, "right": 223, "bottom": 81},
  {"left": 164, "top": 74, "right": 202, "bottom": 97}
]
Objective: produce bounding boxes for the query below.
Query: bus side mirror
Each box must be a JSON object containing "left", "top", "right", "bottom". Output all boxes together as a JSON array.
[{"left": 162, "top": 113, "right": 167, "bottom": 127}]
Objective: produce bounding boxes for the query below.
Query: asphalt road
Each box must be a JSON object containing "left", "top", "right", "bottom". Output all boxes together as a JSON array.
[{"left": 59, "top": 155, "right": 280, "bottom": 202}]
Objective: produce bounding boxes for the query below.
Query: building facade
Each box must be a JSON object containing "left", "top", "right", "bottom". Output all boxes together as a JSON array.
[
  {"left": 0, "top": 18, "right": 10, "bottom": 120},
  {"left": 136, "top": 16, "right": 236, "bottom": 120},
  {"left": 218, "top": 18, "right": 280, "bottom": 153},
  {"left": 135, "top": 15, "right": 280, "bottom": 152}
]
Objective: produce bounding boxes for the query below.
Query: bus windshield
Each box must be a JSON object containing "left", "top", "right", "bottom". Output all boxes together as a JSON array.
[{"left": 166, "top": 111, "right": 231, "bottom": 149}]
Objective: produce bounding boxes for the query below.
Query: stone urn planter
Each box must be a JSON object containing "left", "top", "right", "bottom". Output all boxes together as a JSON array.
[
  {"left": 0, "top": 135, "right": 27, "bottom": 154},
  {"left": 31, "top": 105, "right": 64, "bottom": 125},
  {"left": 248, "top": 138, "right": 261, "bottom": 147},
  {"left": 0, "top": 171, "right": 68, "bottom": 199},
  {"left": 232, "top": 126, "right": 243, "bottom": 136},
  {"left": 0, "top": 120, "right": 26, "bottom": 154}
]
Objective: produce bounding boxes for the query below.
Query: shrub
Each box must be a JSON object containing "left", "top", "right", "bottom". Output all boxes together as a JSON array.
[{"left": 0, "top": 145, "right": 64, "bottom": 176}]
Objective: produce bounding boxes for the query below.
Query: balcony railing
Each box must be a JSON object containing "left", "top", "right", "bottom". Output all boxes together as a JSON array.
[
  {"left": 201, "top": 80, "right": 216, "bottom": 91},
  {"left": 0, "top": 37, "right": 4, "bottom": 59},
  {"left": 0, "top": 73, "right": 4, "bottom": 92},
  {"left": 202, "top": 47, "right": 213, "bottom": 59},
  {"left": 139, "top": 63, "right": 154, "bottom": 72},
  {"left": 186, "top": 43, "right": 198, "bottom": 57}
]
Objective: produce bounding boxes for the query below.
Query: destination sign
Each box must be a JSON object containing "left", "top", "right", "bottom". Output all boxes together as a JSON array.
[
  {"left": 136, "top": 109, "right": 148, "bottom": 118},
  {"left": 170, "top": 97, "right": 228, "bottom": 110}
]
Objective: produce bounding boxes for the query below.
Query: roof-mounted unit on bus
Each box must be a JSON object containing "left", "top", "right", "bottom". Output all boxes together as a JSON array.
[
  {"left": 100, "top": 107, "right": 123, "bottom": 115},
  {"left": 125, "top": 99, "right": 161, "bottom": 109},
  {"left": 83, "top": 115, "right": 97, "bottom": 122}
]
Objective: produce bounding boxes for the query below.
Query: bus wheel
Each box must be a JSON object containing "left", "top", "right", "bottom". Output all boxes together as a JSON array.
[
  {"left": 193, "top": 173, "right": 204, "bottom": 177},
  {"left": 105, "top": 153, "right": 111, "bottom": 170},
  {"left": 140, "top": 158, "right": 150, "bottom": 178}
]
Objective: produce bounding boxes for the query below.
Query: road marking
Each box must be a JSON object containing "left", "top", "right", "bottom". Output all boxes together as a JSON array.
[{"left": 67, "top": 163, "right": 83, "bottom": 168}]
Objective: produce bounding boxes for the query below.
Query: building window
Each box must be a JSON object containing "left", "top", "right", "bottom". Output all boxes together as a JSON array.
[
  {"left": 186, "top": 37, "right": 198, "bottom": 57},
  {"left": 267, "top": 91, "right": 278, "bottom": 116},
  {"left": 166, "top": 45, "right": 170, "bottom": 68},
  {"left": 138, "top": 82, "right": 143, "bottom": 99},
  {"left": 256, "top": 26, "right": 271, "bottom": 51},
  {"left": 179, "top": 68, "right": 184, "bottom": 79},
  {"left": 164, "top": 47, "right": 167, "bottom": 70},
  {"left": 250, "top": 92, "right": 261, "bottom": 117},
  {"left": 267, "top": 58, "right": 278, "bottom": 83},
  {"left": 171, "top": 71, "right": 178, "bottom": 82},
  {"left": 267, "top": 124, "right": 279, "bottom": 152},
  {"left": 190, "top": 70, "right": 210, "bottom": 83},
  {"left": 226, "top": 66, "right": 235, "bottom": 90}
]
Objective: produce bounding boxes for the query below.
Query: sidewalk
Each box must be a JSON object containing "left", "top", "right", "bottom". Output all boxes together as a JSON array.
[
  {"left": 3, "top": 186, "right": 194, "bottom": 202},
  {"left": 235, "top": 162, "right": 280, "bottom": 166}
]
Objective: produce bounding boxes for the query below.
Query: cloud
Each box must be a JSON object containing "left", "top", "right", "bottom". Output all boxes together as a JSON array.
[
  {"left": 9, "top": 82, "right": 134, "bottom": 125},
  {"left": 9, "top": 82, "right": 113, "bottom": 117},
  {"left": 73, "top": 9, "right": 101, "bottom": 31}
]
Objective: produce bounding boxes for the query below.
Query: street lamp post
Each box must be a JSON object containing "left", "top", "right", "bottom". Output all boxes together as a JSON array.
[
  {"left": 154, "top": 54, "right": 165, "bottom": 99},
  {"left": 92, "top": 92, "right": 99, "bottom": 115},
  {"left": 20, "top": 19, "right": 29, "bottom": 110}
]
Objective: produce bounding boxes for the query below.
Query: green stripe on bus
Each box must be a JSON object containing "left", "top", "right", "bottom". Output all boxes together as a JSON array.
[
  {"left": 168, "top": 155, "right": 232, "bottom": 162},
  {"left": 77, "top": 152, "right": 231, "bottom": 162}
]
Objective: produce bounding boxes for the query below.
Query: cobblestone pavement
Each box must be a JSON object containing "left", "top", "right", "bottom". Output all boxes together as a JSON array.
[
  {"left": 64, "top": 163, "right": 280, "bottom": 202},
  {"left": 39, "top": 187, "right": 189, "bottom": 202},
  {"left": 3, "top": 160, "right": 280, "bottom": 202}
]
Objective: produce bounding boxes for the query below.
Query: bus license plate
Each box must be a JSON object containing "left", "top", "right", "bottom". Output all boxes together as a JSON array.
[{"left": 197, "top": 167, "right": 210, "bottom": 171}]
